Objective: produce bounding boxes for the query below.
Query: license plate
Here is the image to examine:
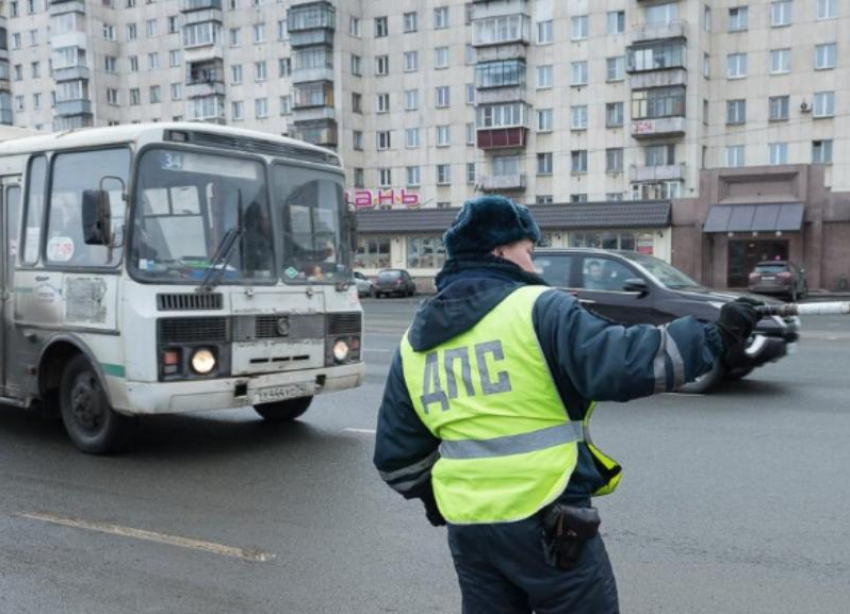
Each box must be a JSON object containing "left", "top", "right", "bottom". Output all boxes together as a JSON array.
[
  {"left": 762, "top": 276, "right": 776, "bottom": 281},
  {"left": 254, "top": 382, "right": 314, "bottom": 403}
]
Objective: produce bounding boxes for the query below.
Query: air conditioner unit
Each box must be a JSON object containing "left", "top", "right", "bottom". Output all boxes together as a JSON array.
[{"left": 800, "top": 101, "right": 811, "bottom": 113}]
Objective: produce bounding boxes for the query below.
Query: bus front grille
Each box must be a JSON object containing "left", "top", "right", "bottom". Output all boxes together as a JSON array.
[
  {"left": 157, "top": 293, "right": 223, "bottom": 311},
  {"left": 327, "top": 312, "right": 362, "bottom": 336},
  {"left": 158, "top": 317, "right": 230, "bottom": 344},
  {"left": 233, "top": 314, "right": 325, "bottom": 341}
]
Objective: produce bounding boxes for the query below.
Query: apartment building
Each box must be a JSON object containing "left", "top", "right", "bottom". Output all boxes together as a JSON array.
[{"left": 2, "top": 0, "right": 848, "bottom": 288}]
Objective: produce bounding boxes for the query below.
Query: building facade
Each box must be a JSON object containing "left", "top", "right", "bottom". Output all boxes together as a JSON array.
[{"left": 2, "top": 0, "right": 848, "bottom": 287}]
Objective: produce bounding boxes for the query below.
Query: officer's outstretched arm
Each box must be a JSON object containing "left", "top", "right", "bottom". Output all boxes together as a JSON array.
[
  {"left": 373, "top": 350, "right": 441, "bottom": 500},
  {"left": 533, "top": 290, "right": 724, "bottom": 402}
]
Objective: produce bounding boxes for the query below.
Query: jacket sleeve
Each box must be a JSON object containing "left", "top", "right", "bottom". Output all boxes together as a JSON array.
[
  {"left": 373, "top": 349, "right": 441, "bottom": 500},
  {"left": 533, "top": 289, "right": 725, "bottom": 402}
]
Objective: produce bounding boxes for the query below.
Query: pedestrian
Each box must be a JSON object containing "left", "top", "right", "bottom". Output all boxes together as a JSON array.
[{"left": 373, "top": 195, "right": 760, "bottom": 614}]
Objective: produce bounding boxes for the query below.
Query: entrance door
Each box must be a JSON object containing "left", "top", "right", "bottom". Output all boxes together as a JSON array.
[
  {"left": 727, "top": 239, "right": 789, "bottom": 287},
  {"left": 1, "top": 178, "right": 22, "bottom": 395}
]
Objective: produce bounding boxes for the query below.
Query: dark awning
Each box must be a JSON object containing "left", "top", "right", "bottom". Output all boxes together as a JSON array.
[
  {"left": 703, "top": 203, "right": 804, "bottom": 233},
  {"left": 357, "top": 200, "right": 671, "bottom": 234}
]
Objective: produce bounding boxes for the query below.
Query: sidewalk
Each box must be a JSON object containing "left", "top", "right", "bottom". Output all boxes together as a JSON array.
[{"left": 801, "top": 290, "right": 850, "bottom": 302}]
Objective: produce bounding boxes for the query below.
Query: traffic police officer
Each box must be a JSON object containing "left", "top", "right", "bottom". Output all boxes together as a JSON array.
[{"left": 373, "top": 196, "right": 759, "bottom": 614}]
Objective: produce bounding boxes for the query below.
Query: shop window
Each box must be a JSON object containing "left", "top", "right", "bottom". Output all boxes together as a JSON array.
[{"left": 355, "top": 235, "right": 391, "bottom": 269}]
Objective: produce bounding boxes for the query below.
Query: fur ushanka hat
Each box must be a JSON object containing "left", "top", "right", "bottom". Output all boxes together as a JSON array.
[{"left": 442, "top": 196, "right": 541, "bottom": 259}]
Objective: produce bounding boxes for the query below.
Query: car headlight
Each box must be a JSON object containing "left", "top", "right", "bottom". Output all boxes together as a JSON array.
[
  {"left": 190, "top": 348, "right": 217, "bottom": 375},
  {"left": 332, "top": 339, "right": 350, "bottom": 363}
]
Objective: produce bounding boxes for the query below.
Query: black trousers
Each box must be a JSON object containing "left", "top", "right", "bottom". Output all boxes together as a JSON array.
[{"left": 447, "top": 514, "right": 619, "bottom": 614}]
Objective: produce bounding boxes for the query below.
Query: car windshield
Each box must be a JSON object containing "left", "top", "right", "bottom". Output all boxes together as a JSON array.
[
  {"left": 755, "top": 264, "right": 788, "bottom": 274},
  {"left": 622, "top": 252, "right": 700, "bottom": 289},
  {"left": 379, "top": 271, "right": 401, "bottom": 279},
  {"left": 273, "top": 164, "right": 351, "bottom": 284},
  {"left": 130, "top": 148, "right": 274, "bottom": 284}
]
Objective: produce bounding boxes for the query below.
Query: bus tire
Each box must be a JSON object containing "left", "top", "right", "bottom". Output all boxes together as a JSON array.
[
  {"left": 60, "top": 355, "right": 133, "bottom": 455},
  {"left": 254, "top": 396, "right": 313, "bottom": 423}
]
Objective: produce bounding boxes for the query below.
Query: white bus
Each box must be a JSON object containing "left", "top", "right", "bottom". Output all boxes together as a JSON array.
[{"left": 0, "top": 123, "right": 365, "bottom": 454}]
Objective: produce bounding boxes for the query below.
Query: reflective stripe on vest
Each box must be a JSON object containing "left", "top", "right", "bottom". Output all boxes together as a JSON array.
[{"left": 401, "top": 285, "right": 621, "bottom": 524}]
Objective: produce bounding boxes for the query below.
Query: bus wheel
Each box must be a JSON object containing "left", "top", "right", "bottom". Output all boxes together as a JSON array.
[
  {"left": 254, "top": 396, "right": 313, "bottom": 423},
  {"left": 60, "top": 355, "right": 133, "bottom": 455}
]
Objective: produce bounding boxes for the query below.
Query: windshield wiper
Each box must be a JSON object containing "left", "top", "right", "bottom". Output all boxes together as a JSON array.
[{"left": 197, "top": 192, "right": 244, "bottom": 293}]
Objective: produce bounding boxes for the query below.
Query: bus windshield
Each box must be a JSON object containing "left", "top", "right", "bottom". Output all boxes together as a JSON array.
[{"left": 130, "top": 148, "right": 275, "bottom": 284}]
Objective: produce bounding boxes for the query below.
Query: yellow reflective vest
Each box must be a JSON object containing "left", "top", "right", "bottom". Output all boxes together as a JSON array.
[{"left": 400, "top": 286, "right": 621, "bottom": 524}]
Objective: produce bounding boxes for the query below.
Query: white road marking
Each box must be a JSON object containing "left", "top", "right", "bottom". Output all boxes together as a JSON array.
[
  {"left": 344, "top": 428, "right": 377, "bottom": 435},
  {"left": 18, "top": 512, "right": 276, "bottom": 563},
  {"left": 661, "top": 392, "right": 705, "bottom": 397}
]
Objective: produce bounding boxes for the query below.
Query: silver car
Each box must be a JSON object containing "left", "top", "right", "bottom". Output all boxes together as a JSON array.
[{"left": 354, "top": 271, "right": 375, "bottom": 298}]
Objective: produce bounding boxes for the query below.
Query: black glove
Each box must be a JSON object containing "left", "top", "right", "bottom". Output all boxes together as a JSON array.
[
  {"left": 716, "top": 298, "right": 761, "bottom": 364},
  {"left": 420, "top": 488, "right": 446, "bottom": 527}
]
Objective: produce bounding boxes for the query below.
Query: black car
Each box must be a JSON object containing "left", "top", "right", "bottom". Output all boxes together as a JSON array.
[
  {"left": 374, "top": 269, "right": 417, "bottom": 298},
  {"left": 533, "top": 248, "right": 800, "bottom": 393}
]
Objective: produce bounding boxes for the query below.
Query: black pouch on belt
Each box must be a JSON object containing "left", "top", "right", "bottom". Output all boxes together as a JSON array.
[{"left": 541, "top": 504, "right": 601, "bottom": 570}]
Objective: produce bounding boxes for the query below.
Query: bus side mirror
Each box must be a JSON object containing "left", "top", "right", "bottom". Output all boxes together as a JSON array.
[{"left": 82, "top": 189, "right": 112, "bottom": 246}]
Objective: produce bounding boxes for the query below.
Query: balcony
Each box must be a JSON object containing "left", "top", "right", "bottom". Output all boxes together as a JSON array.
[
  {"left": 49, "top": 0, "right": 85, "bottom": 15},
  {"left": 472, "top": 13, "right": 530, "bottom": 48},
  {"left": 186, "top": 81, "right": 225, "bottom": 98},
  {"left": 290, "top": 29, "right": 335, "bottom": 49},
  {"left": 475, "top": 43, "right": 527, "bottom": 63},
  {"left": 630, "top": 67, "right": 687, "bottom": 90},
  {"left": 291, "top": 118, "right": 338, "bottom": 148},
  {"left": 629, "top": 163, "right": 685, "bottom": 183},
  {"left": 629, "top": 19, "right": 688, "bottom": 44},
  {"left": 478, "top": 173, "right": 527, "bottom": 191},
  {"left": 477, "top": 127, "right": 528, "bottom": 150},
  {"left": 476, "top": 87, "right": 526, "bottom": 105},
  {"left": 52, "top": 66, "right": 90, "bottom": 82},
  {"left": 630, "top": 116, "right": 687, "bottom": 139},
  {"left": 291, "top": 106, "right": 336, "bottom": 122},
  {"left": 179, "top": 0, "right": 221, "bottom": 11},
  {"left": 292, "top": 66, "right": 334, "bottom": 84},
  {"left": 55, "top": 99, "right": 92, "bottom": 116},
  {"left": 626, "top": 42, "right": 687, "bottom": 74},
  {"left": 183, "top": 44, "right": 224, "bottom": 64}
]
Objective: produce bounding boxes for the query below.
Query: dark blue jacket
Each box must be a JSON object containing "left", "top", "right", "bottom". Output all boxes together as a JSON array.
[{"left": 373, "top": 257, "right": 724, "bottom": 510}]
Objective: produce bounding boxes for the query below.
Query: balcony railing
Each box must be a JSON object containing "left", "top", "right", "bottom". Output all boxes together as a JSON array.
[
  {"left": 291, "top": 119, "right": 338, "bottom": 147},
  {"left": 477, "top": 127, "right": 528, "bottom": 150},
  {"left": 49, "top": 0, "right": 85, "bottom": 15},
  {"left": 55, "top": 99, "right": 92, "bottom": 116},
  {"left": 186, "top": 81, "right": 226, "bottom": 98},
  {"left": 630, "top": 19, "right": 688, "bottom": 44},
  {"left": 630, "top": 116, "right": 687, "bottom": 139},
  {"left": 478, "top": 173, "right": 527, "bottom": 191},
  {"left": 52, "top": 65, "right": 90, "bottom": 82},
  {"left": 629, "top": 163, "right": 685, "bottom": 182},
  {"left": 180, "top": 0, "right": 221, "bottom": 11}
]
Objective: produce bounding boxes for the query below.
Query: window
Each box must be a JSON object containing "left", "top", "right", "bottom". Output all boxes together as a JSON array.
[
  {"left": 769, "top": 142, "right": 788, "bottom": 165},
  {"left": 817, "top": 0, "right": 836, "bottom": 19},
  {"left": 231, "top": 100, "right": 244, "bottom": 120},
  {"left": 31, "top": 61, "right": 40, "bottom": 78},
  {"left": 255, "top": 98, "right": 268, "bottom": 118},
  {"left": 279, "top": 95, "right": 291, "bottom": 115},
  {"left": 816, "top": 43, "right": 836, "bottom": 69},
  {"left": 537, "top": 109, "right": 553, "bottom": 132},
  {"left": 476, "top": 102, "right": 528, "bottom": 128},
  {"left": 606, "top": 56, "right": 625, "bottom": 82},
  {"left": 13, "top": 65, "right": 22, "bottom": 81},
  {"left": 727, "top": 53, "right": 748, "bottom": 78},
  {"left": 628, "top": 40, "right": 687, "bottom": 71},
  {"left": 466, "top": 123, "right": 476, "bottom": 145},
  {"left": 493, "top": 155, "right": 520, "bottom": 178},
  {"left": 607, "top": 11, "right": 625, "bottom": 34},
  {"left": 277, "top": 19, "right": 287, "bottom": 41},
  {"left": 606, "top": 148, "right": 624, "bottom": 172},
  {"left": 727, "top": 99, "right": 746, "bottom": 124},
  {"left": 127, "top": 23, "right": 137, "bottom": 40},
  {"left": 647, "top": 2, "right": 678, "bottom": 25},
  {"left": 435, "top": 47, "right": 449, "bottom": 69},
  {"left": 467, "top": 163, "right": 476, "bottom": 184},
  {"left": 536, "top": 65, "right": 553, "bottom": 88},
  {"left": 571, "top": 105, "right": 588, "bottom": 130},
  {"left": 146, "top": 18, "right": 157, "bottom": 37},
  {"left": 571, "top": 194, "right": 589, "bottom": 203},
  {"left": 23, "top": 156, "right": 46, "bottom": 265},
  {"left": 184, "top": 22, "right": 220, "bottom": 47},
  {"left": 536, "top": 153, "right": 553, "bottom": 176},
  {"left": 351, "top": 54, "right": 362, "bottom": 76},
  {"left": 571, "top": 150, "right": 588, "bottom": 174},
  {"left": 813, "top": 91, "right": 835, "bottom": 117},
  {"left": 129, "top": 56, "right": 139, "bottom": 72},
  {"left": 437, "top": 165, "right": 451, "bottom": 185},
  {"left": 466, "top": 84, "right": 476, "bottom": 105},
  {"left": 356, "top": 236, "right": 391, "bottom": 269},
  {"left": 230, "top": 28, "right": 241, "bottom": 47},
  {"left": 465, "top": 45, "right": 476, "bottom": 65},
  {"left": 253, "top": 23, "right": 265, "bottom": 43},
  {"left": 606, "top": 102, "right": 624, "bottom": 127},
  {"left": 169, "top": 50, "right": 181, "bottom": 68},
  {"left": 44, "top": 149, "right": 129, "bottom": 267},
  {"left": 407, "top": 236, "right": 446, "bottom": 269},
  {"left": 107, "top": 88, "right": 119, "bottom": 104},
  {"left": 434, "top": 6, "right": 449, "bottom": 29},
  {"left": 405, "top": 89, "right": 419, "bottom": 111},
  {"left": 537, "top": 20, "right": 553, "bottom": 44},
  {"left": 436, "top": 125, "right": 450, "bottom": 147},
  {"left": 631, "top": 86, "right": 685, "bottom": 119},
  {"left": 406, "top": 166, "right": 420, "bottom": 187},
  {"left": 104, "top": 56, "right": 116, "bottom": 73},
  {"left": 770, "top": 49, "right": 790, "bottom": 74},
  {"left": 129, "top": 88, "right": 141, "bottom": 105},
  {"left": 404, "top": 11, "right": 418, "bottom": 33},
  {"left": 353, "top": 168, "right": 365, "bottom": 189},
  {"left": 148, "top": 52, "right": 159, "bottom": 70},
  {"left": 646, "top": 144, "right": 675, "bottom": 166},
  {"left": 405, "top": 128, "right": 420, "bottom": 148},
  {"left": 703, "top": 52, "right": 711, "bottom": 78},
  {"left": 377, "top": 131, "right": 391, "bottom": 150},
  {"left": 375, "top": 55, "right": 389, "bottom": 76},
  {"left": 255, "top": 61, "right": 267, "bottom": 82},
  {"left": 150, "top": 86, "right": 161, "bottom": 103},
  {"left": 571, "top": 61, "right": 588, "bottom": 86},
  {"left": 436, "top": 86, "right": 450, "bottom": 108},
  {"left": 350, "top": 17, "right": 361, "bottom": 37},
  {"left": 375, "top": 16, "right": 388, "bottom": 37},
  {"left": 571, "top": 15, "right": 588, "bottom": 40},
  {"left": 168, "top": 16, "right": 178, "bottom": 34},
  {"left": 376, "top": 93, "right": 390, "bottom": 113},
  {"left": 769, "top": 95, "right": 789, "bottom": 121},
  {"left": 729, "top": 6, "right": 748, "bottom": 31},
  {"left": 12, "top": 33, "right": 20, "bottom": 50},
  {"left": 352, "top": 92, "right": 362, "bottom": 113},
  {"left": 103, "top": 24, "right": 116, "bottom": 40},
  {"left": 812, "top": 140, "right": 833, "bottom": 164},
  {"left": 726, "top": 145, "right": 745, "bottom": 168},
  {"left": 404, "top": 51, "right": 418, "bottom": 72},
  {"left": 771, "top": 0, "right": 792, "bottom": 26},
  {"left": 536, "top": 196, "right": 554, "bottom": 205},
  {"left": 474, "top": 14, "right": 530, "bottom": 45},
  {"left": 231, "top": 64, "right": 243, "bottom": 84},
  {"left": 704, "top": 4, "right": 712, "bottom": 30},
  {"left": 170, "top": 83, "right": 181, "bottom": 101}
]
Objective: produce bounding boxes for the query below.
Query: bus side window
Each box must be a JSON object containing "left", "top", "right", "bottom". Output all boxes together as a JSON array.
[
  {"left": 6, "top": 185, "right": 21, "bottom": 283},
  {"left": 21, "top": 155, "right": 47, "bottom": 265}
]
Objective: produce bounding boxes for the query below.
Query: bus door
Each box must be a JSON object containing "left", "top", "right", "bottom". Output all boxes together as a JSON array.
[{"left": 1, "top": 177, "right": 22, "bottom": 395}]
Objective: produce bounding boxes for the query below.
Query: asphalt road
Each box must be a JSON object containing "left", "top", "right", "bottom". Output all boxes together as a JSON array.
[{"left": 2, "top": 297, "right": 850, "bottom": 614}]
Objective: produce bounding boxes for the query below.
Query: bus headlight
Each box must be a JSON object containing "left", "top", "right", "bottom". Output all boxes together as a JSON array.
[
  {"left": 190, "top": 348, "right": 217, "bottom": 375},
  {"left": 332, "top": 339, "right": 350, "bottom": 363}
]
